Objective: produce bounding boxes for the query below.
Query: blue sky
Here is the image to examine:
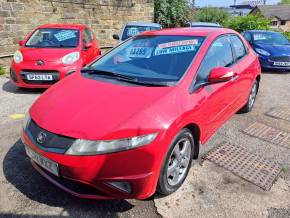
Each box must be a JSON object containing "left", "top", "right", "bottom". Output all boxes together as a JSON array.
[{"left": 195, "top": 0, "right": 280, "bottom": 7}]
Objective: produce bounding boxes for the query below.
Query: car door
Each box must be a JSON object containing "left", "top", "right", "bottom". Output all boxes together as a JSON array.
[
  {"left": 229, "top": 34, "right": 256, "bottom": 108},
  {"left": 190, "top": 35, "right": 240, "bottom": 142}
]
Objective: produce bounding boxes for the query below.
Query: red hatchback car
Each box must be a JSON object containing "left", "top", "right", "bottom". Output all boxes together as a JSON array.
[
  {"left": 10, "top": 24, "right": 101, "bottom": 88},
  {"left": 21, "top": 28, "right": 261, "bottom": 199}
]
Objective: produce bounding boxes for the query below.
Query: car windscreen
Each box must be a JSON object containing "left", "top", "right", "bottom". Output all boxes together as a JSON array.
[
  {"left": 122, "top": 25, "right": 161, "bottom": 41},
  {"left": 88, "top": 35, "right": 205, "bottom": 85},
  {"left": 25, "top": 28, "right": 80, "bottom": 48},
  {"left": 252, "top": 32, "right": 289, "bottom": 45}
]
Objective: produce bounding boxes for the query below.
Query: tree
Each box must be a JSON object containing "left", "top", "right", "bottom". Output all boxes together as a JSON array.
[
  {"left": 279, "top": 0, "right": 290, "bottom": 4},
  {"left": 154, "top": 0, "right": 190, "bottom": 28},
  {"left": 224, "top": 15, "right": 270, "bottom": 32},
  {"left": 194, "top": 7, "right": 230, "bottom": 25}
]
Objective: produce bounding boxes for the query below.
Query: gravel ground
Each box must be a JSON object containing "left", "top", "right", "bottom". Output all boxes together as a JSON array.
[{"left": 0, "top": 72, "right": 289, "bottom": 218}]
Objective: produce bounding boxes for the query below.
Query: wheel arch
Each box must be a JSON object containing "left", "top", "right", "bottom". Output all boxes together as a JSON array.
[{"left": 183, "top": 123, "right": 200, "bottom": 159}]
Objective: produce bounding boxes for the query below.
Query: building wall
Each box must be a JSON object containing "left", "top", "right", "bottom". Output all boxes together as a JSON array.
[
  {"left": 280, "top": 21, "right": 290, "bottom": 32},
  {"left": 0, "top": 0, "right": 154, "bottom": 57}
]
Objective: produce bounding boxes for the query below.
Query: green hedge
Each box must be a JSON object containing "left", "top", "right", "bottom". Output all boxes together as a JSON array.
[
  {"left": 223, "top": 14, "right": 270, "bottom": 33},
  {"left": 282, "top": 32, "right": 290, "bottom": 40},
  {"left": 0, "top": 65, "right": 5, "bottom": 75}
]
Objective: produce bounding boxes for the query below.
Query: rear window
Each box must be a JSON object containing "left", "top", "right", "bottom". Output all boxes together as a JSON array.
[{"left": 89, "top": 35, "right": 205, "bottom": 85}]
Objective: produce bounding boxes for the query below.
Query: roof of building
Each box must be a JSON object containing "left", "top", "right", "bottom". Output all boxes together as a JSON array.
[{"left": 251, "top": 5, "right": 290, "bottom": 20}]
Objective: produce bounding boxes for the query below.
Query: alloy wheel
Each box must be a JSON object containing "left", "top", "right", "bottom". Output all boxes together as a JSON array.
[{"left": 167, "top": 138, "right": 192, "bottom": 186}]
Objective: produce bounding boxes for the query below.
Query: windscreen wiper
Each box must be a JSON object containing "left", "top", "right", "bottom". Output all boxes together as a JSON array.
[
  {"left": 81, "top": 69, "right": 169, "bottom": 87},
  {"left": 81, "top": 69, "right": 137, "bottom": 81}
]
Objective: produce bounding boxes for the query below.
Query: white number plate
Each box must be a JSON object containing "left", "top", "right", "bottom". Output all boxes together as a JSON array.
[
  {"left": 273, "top": 62, "right": 290, "bottom": 66},
  {"left": 26, "top": 74, "right": 53, "bottom": 81},
  {"left": 25, "top": 146, "right": 59, "bottom": 176}
]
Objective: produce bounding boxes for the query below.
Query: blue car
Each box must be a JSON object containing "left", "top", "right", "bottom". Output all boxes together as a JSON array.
[{"left": 242, "top": 30, "right": 290, "bottom": 71}]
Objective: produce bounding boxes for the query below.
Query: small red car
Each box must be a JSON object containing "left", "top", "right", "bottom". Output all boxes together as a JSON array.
[
  {"left": 21, "top": 28, "right": 261, "bottom": 199},
  {"left": 10, "top": 24, "right": 101, "bottom": 88}
]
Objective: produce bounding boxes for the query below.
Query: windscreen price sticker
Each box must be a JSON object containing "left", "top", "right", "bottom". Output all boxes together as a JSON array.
[
  {"left": 54, "top": 30, "right": 77, "bottom": 42},
  {"left": 127, "top": 28, "right": 140, "bottom": 37},
  {"left": 129, "top": 47, "right": 153, "bottom": 58},
  {"left": 158, "top": 39, "right": 199, "bottom": 49},
  {"left": 154, "top": 45, "right": 196, "bottom": 56}
]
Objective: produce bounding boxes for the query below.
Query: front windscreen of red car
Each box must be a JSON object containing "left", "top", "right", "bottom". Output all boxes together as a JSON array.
[
  {"left": 25, "top": 28, "right": 80, "bottom": 48},
  {"left": 84, "top": 35, "right": 205, "bottom": 86}
]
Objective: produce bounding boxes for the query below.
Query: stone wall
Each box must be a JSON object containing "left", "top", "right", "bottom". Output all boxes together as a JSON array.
[{"left": 0, "top": 0, "right": 154, "bottom": 57}]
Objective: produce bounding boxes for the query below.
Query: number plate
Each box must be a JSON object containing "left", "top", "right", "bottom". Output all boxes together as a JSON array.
[
  {"left": 25, "top": 146, "right": 59, "bottom": 176},
  {"left": 273, "top": 62, "right": 290, "bottom": 66},
  {"left": 26, "top": 74, "right": 53, "bottom": 81}
]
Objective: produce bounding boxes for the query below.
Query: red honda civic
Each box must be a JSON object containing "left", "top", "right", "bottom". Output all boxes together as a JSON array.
[
  {"left": 21, "top": 28, "right": 261, "bottom": 199},
  {"left": 10, "top": 24, "right": 101, "bottom": 88}
]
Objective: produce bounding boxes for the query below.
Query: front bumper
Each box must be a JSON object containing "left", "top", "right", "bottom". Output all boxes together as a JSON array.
[
  {"left": 21, "top": 130, "right": 163, "bottom": 199},
  {"left": 259, "top": 56, "right": 290, "bottom": 71},
  {"left": 10, "top": 60, "right": 83, "bottom": 88}
]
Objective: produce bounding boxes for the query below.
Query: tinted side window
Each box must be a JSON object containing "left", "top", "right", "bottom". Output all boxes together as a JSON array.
[
  {"left": 82, "top": 28, "right": 93, "bottom": 44},
  {"left": 230, "top": 35, "right": 246, "bottom": 60},
  {"left": 196, "top": 36, "right": 234, "bottom": 81}
]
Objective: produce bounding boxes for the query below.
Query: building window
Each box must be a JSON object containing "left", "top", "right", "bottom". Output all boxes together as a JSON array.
[
  {"left": 281, "top": 21, "right": 286, "bottom": 25},
  {"left": 271, "top": 21, "right": 278, "bottom": 26}
]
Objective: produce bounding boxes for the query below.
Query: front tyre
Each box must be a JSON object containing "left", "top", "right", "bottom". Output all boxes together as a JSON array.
[
  {"left": 239, "top": 79, "right": 259, "bottom": 113},
  {"left": 157, "top": 129, "right": 194, "bottom": 195}
]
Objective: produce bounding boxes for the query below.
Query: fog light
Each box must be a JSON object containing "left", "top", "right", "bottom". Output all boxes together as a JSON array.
[{"left": 108, "top": 181, "right": 132, "bottom": 193}]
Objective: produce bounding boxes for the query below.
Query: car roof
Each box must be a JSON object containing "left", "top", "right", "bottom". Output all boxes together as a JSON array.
[
  {"left": 141, "top": 27, "right": 236, "bottom": 37},
  {"left": 190, "top": 22, "right": 221, "bottom": 27},
  {"left": 37, "top": 23, "right": 87, "bottom": 30},
  {"left": 245, "top": 30, "right": 278, "bottom": 34},
  {"left": 125, "top": 21, "right": 161, "bottom": 28}
]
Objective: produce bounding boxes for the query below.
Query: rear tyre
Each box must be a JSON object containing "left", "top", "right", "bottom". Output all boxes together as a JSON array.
[
  {"left": 239, "top": 79, "right": 259, "bottom": 113},
  {"left": 157, "top": 129, "right": 194, "bottom": 195}
]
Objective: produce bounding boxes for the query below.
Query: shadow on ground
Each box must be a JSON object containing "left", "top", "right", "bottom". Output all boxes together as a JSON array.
[
  {"left": 2, "top": 139, "right": 134, "bottom": 217},
  {"left": 2, "top": 80, "right": 45, "bottom": 94}
]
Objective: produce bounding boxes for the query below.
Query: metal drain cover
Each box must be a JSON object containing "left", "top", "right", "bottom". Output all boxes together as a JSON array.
[
  {"left": 204, "top": 142, "right": 282, "bottom": 191},
  {"left": 243, "top": 122, "right": 290, "bottom": 149},
  {"left": 266, "top": 108, "right": 290, "bottom": 122}
]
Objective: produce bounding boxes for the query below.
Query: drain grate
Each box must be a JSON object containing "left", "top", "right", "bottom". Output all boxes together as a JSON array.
[
  {"left": 266, "top": 108, "right": 290, "bottom": 122},
  {"left": 204, "top": 141, "right": 282, "bottom": 191},
  {"left": 243, "top": 122, "right": 290, "bottom": 149}
]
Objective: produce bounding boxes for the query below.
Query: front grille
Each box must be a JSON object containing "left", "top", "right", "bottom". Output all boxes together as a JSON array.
[
  {"left": 269, "top": 56, "right": 290, "bottom": 62},
  {"left": 21, "top": 70, "right": 59, "bottom": 85},
  {"left": 26, "top": 119, "right": 75, "bottom": 153}
]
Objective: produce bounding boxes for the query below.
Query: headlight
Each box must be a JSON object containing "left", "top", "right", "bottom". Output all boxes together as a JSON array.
[
  {"left": 62, "top": 52, "right": 80, "bottom": 65},
  {"left": 66, "top": 133, "right": 158, "bottom": 155},
  {"left": 255, "top": 48, "right": 270, "bottom": 56},
  {"left": 22, "top": 112, "right": 31, "bottom": 130},
  {"left": 13, "top": 50, "right": 23, "bottom": 64}
]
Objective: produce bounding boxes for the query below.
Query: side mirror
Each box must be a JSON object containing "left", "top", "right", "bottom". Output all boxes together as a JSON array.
[
  {"left": 18, "top": 40, "right": 24, "bottom": 46},
  {"left": 84, "top": 42, "right": 92, "bottom": 49},
  {"left": 208, "top": 67, "right": 237, "bottom": 83},
  {"left": 113, "top": 34, "right": 120, "bottom": 40}
]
